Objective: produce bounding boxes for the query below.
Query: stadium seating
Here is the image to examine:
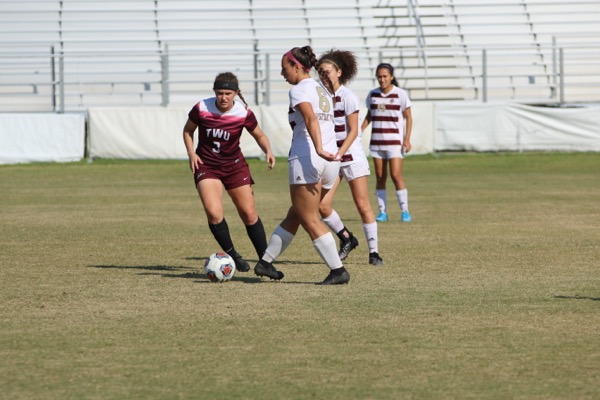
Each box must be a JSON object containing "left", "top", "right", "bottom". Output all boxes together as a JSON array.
[{"left": 1, "top": 0, "right": 599, "bottom": 112}]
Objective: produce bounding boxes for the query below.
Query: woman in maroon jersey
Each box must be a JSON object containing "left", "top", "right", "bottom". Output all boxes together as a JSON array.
[{"left": 182, "top": 72, "right": 276, "bottom": 273}]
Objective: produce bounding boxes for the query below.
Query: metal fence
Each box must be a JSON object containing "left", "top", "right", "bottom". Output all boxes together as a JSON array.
[{"left": 1, "top": 41, "right": 599, "bottom": 113}]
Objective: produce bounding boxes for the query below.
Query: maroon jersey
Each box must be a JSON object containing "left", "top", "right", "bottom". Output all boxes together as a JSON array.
[{"left": 188, "top": 98, "right": 258, "bottom": 168}]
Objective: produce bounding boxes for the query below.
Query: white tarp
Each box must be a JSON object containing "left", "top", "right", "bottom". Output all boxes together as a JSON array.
[
  {"left": 3, "top": 102, "right": 598, "bottom": 165},
  {"left": 88, "top": 107, "right": 189, "bottom": 159},
  {"left": 435, "top": 102, "right": 600, "bottom": 151},
  {"left": 88, "top": 106, "right": 276, "bottom": 159},
  {"left": 87, "top": 103, "right": 435, "bottom": 159},
  {"left": 0, "top": 113, "right": 86, "bottom": 164}
]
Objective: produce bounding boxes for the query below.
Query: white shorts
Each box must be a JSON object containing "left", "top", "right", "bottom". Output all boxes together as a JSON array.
[
  {"left": 289, "top": 155, "right": 340, "bottom": 190},
  {"left": 340, "top": 158, "right": 370, "bottom": 182},
  {"left": 370, "top": 147, "right": 405, "bottom": 159}
]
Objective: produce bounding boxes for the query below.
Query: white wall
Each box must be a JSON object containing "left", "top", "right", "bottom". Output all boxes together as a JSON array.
[
  {"left": 2, "top": 102, "right": 599, "bottom": 165},
  {"left": 435, "top": 102, "right": 600, "bottom": 152},
  {"left": 86, "top": 103, "right": 436, "bottom": 160},
  {"left": 0, "top": 113, "right": 86, "bottom": 164}
]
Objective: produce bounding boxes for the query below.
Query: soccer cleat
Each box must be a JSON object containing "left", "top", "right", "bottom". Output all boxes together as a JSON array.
[
  {"left": 318, "top": 268, "right": 350, "bottom": 285},
  {"left": 254, "top": 260, "right": 284, "bottom": 280},
  {"left": 401, "top": 211, "right": 412, "bottom": 222},
  {"left": 338, "top": 235, "right": 359, "bottom": 261},
  {"left": 375, "top": 212, "right": 388, "bottom": 222},
  {"left": 369, "top": 252, "right": 384, "bottom": 266},
  {"left": 232, "top": 254, "right": 250, "bottom": 272}
]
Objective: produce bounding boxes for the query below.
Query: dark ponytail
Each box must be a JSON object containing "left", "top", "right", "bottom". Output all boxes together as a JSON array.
[{"left": 289, "top": 46, "right": 335, "bottom": 96}]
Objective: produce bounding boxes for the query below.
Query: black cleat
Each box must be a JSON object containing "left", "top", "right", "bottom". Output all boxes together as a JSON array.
[
  {"left": 338, "top": 235, "right": 359, "bottom": 261},
  {"left": 232, "top": 254, "right": 250, "bottom": 272},
  {"left": 254, "top": 260, "right": 284, "bottom": 280},
  {"left": 369, "top": 252, "right": 384, "bottom": 266},
  {"left": 318, "top": 269, "right": 350, "bottom": 285}
]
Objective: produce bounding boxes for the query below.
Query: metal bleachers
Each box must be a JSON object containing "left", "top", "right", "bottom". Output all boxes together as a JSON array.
[
  {"left": 0, "top": 0, "right": 599, "bottom": 112},
  {"left": 374, "top": 0, "right": 600, "bottom": 102}
]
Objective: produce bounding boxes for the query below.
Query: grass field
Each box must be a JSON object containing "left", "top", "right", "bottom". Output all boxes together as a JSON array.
[{"left": 1, "top": 152, "right": 599, "bottom": 400}]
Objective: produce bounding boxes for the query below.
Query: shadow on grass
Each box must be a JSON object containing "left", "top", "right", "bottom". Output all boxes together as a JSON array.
[
  {"left": 185, "top": 256, "right": 322, "bottom": 266},
  {"left": 89, "top": 264, "right": 257, "bottom": 283},
  {"left": 555, "top": 295, "right": 600, "bottom": 301},
  {"left": 89, "top": 263, "right": 319, "bottom": 285}
]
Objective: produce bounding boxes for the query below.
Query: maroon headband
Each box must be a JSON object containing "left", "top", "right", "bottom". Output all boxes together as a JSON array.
[{"left": 285, "top": 50, "right": 311, "bottom": 72}]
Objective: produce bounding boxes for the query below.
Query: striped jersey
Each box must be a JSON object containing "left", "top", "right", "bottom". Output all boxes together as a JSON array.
[
  {"left": 333, "top": 85, "right": 366, "bottom": 166},
  {"left": 287, "top": 78, "right": 337, "bottom": 160},
  {"left": 365, "top": 86, "right": 412, "bottom": 151},
  {"left": 188, "top": 98, "right": 258, "bottom": 168}
]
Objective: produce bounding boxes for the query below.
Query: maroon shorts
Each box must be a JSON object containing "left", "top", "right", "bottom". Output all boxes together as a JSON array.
[{"left": 194, "top": 160, "right": 255, "bottom": 190}]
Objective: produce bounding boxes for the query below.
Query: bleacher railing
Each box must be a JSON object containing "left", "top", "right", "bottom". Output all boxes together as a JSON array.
[{"left": 1, "top": 42, "right": 599, "bottom": 113}]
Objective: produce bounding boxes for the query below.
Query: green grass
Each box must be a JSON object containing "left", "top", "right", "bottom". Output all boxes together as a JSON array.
[{"left": 1, "top": 153, "right": 599, "bottom": 400}]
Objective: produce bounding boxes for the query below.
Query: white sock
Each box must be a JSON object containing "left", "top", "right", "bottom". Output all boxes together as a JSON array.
[
  {"left": 263, "top": 225, "right": 294, "bottom": 263},
  {"left": 376, "top": 189, "right": 387, "bottom": 213},
  {"left": 313, "top": 232, "right": 343, "bottom": 270},
  {"left": 322, "top": 209, "right": 344, "bottom": 233},
  {"left": 396, "top": 189, "right": 408, "bottom": 212},
  {"left": 363, "top": 222, "right": 378, "bottom": 253}
]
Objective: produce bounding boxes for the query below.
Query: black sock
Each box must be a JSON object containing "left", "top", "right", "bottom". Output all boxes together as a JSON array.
[
  {"left": 208, "top": 218, "right": 236, "bottom": 255},
  {"left": 336, "top": 227, "right": 351, "bottom": 242},
  {"left": 245, "top": 217, "right": 268, "bottom": 258}
]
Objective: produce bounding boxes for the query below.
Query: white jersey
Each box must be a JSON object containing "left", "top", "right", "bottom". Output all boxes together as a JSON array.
[
  {"left": 365, "top": 85, "right": 412, "bottom": 151},
  {"left": 287, "top": 78, "right": 336, "bottom": 160},
  {"left": 333, "top": 85, "right": 367, "bottom": 166}
]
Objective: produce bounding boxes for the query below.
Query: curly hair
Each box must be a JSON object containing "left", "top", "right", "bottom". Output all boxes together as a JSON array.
[{"left": 317, "top": 49, "right": 358, "bottom": 86}]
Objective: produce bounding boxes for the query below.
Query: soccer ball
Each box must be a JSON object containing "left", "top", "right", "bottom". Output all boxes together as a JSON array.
[{"left": 204, "top": 252, "right": 236, "bottom": 282}]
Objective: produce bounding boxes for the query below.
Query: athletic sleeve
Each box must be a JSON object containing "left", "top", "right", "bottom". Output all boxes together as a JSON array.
[
  {"left": 289, "top": 85, "right": 309, "bottom": 109},
  {"left": 404, "top": 92, "right": 413, "bottom": 110},
  {"left": 188, "top": 102, "right": 202, "bottom": 125},
  {"left": 244, "top": 108, "right": 259, "bottom": 132},
  {"left": 344, "top": 89, "right": 361, "bottom": 116}
]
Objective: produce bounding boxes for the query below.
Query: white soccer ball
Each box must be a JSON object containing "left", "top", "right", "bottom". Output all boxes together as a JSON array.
[{"left": 204, "top": 252, "right": 236, "bottom": 282}]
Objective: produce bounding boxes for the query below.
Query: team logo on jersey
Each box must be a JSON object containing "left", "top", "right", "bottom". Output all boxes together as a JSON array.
[{"left": 377, "top": 103, "right": 387, "bottom": 112}]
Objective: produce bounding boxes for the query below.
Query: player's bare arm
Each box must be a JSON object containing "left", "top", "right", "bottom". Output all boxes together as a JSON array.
[
  {"left": 403, "top": 107, "right": 413, "bottom": 153},
  {"left": 248, "top": 126, "right": 276, "bottom": 170},
  {"left": 182, "top": 118, "right": 203, "bottom": 172},
  {"left": 361, "top": 110, "right": 371, "bottom": 132}
]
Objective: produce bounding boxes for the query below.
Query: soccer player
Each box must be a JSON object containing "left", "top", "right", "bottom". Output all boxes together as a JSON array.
[
  {"left": 254, "top": 46, "right": 350, "bottom": 285},
  {"left": 361, "top": 63, "right": 413, "bottom": 223},
  {"left": 182, "top": 72, "right": 276, "bottom": 273},
  {"left": 317, "top": 49, "right": 383, "bottom": 266}
]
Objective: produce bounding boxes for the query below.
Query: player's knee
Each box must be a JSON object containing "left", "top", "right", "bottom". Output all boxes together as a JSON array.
[
  {"left": 318, "top": 203, "right": 331, "bottom": 217},
  {"left": 238, "top": 210, "right": 258, "bottom": 225},
  {"left": 355, "top": 202, "right": 372, "bottom": 219}
]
